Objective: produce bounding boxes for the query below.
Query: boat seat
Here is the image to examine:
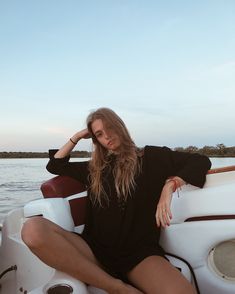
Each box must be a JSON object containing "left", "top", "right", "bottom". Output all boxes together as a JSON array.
[{"left": 40, "top": 175, "right": 87, "bottom": 227}]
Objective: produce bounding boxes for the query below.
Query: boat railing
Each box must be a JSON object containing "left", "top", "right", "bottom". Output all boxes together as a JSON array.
[{"left": 207, "top": 165, "right": 235, "bottom": 174}]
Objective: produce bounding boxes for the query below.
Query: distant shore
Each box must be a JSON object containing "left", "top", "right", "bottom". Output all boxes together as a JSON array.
[
  {"left": 0, "top": 144, "right": 235, "bottom": 158},
  {"left": 0, "top": 151, "right": 91, "bottom": 159}
]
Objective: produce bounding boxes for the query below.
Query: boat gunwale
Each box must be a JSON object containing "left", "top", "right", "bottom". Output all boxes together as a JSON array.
[{"left": 207, "top": 165, "right": 235, "bottom": 174}]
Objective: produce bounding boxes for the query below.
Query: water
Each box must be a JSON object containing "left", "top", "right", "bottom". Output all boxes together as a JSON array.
[
  {"left": 0, "top": 157, "right": 88, "bottom": 224},
  {"left": 0, "top": 158, "right": 49, "bottom": 224},
  {"left": 0, "top": 157, "right": 235, "bottom": 224}
]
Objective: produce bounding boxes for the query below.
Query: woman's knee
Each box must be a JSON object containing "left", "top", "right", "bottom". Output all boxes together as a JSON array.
[{"left": 21, "top": 216, "right": 51, "bottom": 249}]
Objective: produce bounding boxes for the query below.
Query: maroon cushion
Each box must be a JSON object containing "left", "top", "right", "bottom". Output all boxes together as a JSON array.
[{"left": 41, "top": 176, "right": 87, "bottom": 226}]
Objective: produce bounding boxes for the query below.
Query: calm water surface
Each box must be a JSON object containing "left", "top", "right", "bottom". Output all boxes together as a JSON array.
[
  {"left": 0, "top": 157, "right": 235, "bottom": 224},
  {"left": 0, "top": 158, "right": 87, "bottom": 224}
]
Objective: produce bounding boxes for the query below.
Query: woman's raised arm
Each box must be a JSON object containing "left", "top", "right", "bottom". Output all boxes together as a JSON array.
[{"left": 54, "top": 129, "right": 91, "bottom": 158}]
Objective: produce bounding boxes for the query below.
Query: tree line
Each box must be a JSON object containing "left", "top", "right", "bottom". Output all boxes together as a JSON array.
[
  {"left": 0, "top": 144, "right": 235, "bottom": 158},
  {"left": 174, "top": 144, "right": 235, "bottom": 157}
]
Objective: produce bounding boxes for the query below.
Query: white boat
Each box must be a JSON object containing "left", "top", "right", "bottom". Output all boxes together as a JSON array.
[{"left": 0, "top": 165, "right": 235, "bottom": 294}]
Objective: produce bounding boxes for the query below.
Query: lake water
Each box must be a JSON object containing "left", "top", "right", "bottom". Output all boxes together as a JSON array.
[{"left": 0, "top": 157, "right": 235, "bottom": 224}]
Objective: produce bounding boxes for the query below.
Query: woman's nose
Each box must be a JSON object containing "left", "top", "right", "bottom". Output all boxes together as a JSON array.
[{"left": 104, "top": 131, "right": 111, "bottom": 139}]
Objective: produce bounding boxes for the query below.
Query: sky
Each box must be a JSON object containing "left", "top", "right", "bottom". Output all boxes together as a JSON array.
[{"left": 0, "top": 0, "right": 235, "bottom": 152}]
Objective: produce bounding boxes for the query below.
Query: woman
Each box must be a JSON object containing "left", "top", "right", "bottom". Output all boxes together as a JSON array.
[{"left": 21, "top": 108, "right": 211, "bottom": 294}]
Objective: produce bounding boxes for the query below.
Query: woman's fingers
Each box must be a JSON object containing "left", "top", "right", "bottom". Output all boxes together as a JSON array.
[{"left": 156, "top": 206, "right": 172, "bottom": 228}]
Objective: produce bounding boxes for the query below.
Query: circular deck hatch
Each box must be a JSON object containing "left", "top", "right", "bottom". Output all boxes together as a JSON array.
[
  {"left": 47, "top": 284, "right": 73, "bottom": 294},
  {"left": 209, "top": 240, "right": 235, "bottom": 281}
]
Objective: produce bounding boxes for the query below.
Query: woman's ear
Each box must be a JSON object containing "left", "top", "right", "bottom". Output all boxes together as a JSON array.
[
  {"left": 90, "top": 132, "right": 98, "bottom": 144},
  {"left": 87, "top": 124, "right": 96, "bottom": 144},
  {"left": 92, "top": 136, "right": 97, "bottom": 144}
]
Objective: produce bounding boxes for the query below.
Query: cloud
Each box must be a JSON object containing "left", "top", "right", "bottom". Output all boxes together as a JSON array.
[{"left": 44, "top": 126, "right": 68, "bottom": 135}]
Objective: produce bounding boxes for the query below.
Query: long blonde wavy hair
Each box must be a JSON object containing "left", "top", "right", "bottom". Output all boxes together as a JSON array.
[{"left": 87, "top": 108, "right": 142, "bottom": 206}]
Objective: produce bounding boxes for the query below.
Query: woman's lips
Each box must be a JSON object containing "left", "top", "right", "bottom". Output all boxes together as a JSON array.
[{"left": 107, "top": 140, "right": 114, "bottom": 147}]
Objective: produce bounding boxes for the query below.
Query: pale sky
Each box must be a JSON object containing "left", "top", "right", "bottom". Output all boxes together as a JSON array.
[{"left": 1, "top": 0, "right": 235, "bottom": 152}]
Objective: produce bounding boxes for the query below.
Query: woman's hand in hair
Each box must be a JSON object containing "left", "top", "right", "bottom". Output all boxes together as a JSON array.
[{"left": 76, "top": 128, "right": 91, "bottom": 140}]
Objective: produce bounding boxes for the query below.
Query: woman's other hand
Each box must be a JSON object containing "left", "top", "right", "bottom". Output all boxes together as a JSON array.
[{"left": 155, "top": 177, "right": 185, "bottom": 228}]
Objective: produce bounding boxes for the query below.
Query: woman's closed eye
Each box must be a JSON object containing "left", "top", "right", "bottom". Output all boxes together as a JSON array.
[{"left": 95, "top": 131, "right": 102, "bottom": 139}]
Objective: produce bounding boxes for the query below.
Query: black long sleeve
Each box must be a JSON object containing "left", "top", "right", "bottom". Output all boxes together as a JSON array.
[
  {"left": 145, "top": 146, "right": 211, "bottom": 188},
  {"left": 46, "top": 149, "right": 90, "bottom": 185}
]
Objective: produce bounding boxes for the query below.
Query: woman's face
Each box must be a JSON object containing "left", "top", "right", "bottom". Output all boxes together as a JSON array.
[{"left": 91, "top": 119, "right": 121, "bottom": 152}]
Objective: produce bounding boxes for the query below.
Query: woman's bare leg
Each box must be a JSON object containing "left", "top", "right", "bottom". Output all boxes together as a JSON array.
[
  {"left": 127, "top": 256, "right": 197, "bottom": 294},
  {"left": 21, "top": 217, "right": 143, "bottom": 294}
]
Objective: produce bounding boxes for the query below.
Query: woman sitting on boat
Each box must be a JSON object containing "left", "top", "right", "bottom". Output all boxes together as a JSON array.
[{"left": 21, "top": 107, "right": 211, "bottom": 294}]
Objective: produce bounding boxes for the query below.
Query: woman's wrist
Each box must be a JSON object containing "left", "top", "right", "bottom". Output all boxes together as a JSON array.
[
  {"left": 54, "top": 132, "right": 83, "bottom": 158},
  {"left": 70, "top": 132, "right": 83, "bottom": 145},
  {"left": 164, "top": 177, "right": 186, "bottom": 197},
  {"left": 165, "top": 179, "right": 177, "bottom": 193},
  {"left": 70, "top": 138, "right": 77, "bottom": 145},
  {"left": 165, "top": 177, "right": 183, "bottom": 191}
]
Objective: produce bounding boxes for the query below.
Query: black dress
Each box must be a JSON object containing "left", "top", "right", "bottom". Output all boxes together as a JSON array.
[{"left": 46, "top": 146, "right": 211, "bottom": 278}]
